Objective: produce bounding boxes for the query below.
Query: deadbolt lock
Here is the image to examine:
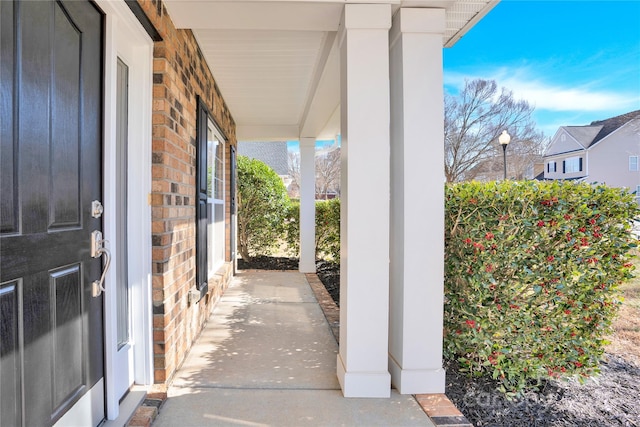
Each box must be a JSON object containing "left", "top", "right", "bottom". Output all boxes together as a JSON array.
[{"left": 91, "top": 200, "right": 104, "bottom": 218}]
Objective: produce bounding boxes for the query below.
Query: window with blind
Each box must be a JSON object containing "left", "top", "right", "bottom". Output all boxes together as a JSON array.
[{"left": 563, "top": 157, "right": 582, "bottom": 174}]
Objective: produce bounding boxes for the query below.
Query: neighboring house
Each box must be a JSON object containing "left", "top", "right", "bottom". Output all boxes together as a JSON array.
[
  {"left": 0, "top": 0, "right": 496, "bottom": 425},
  {"left": 237, "top": 141, "right": 293, "bottom": 188},
  {"left": 543, "top": 111, "right": 640, "bottom": 203}
]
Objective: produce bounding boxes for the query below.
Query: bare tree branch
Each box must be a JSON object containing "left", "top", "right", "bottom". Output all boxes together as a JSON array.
[
  {"left": 287, "top": 148, "right": 341, "bottom": 199},
  {"left": 445, "top": 79, "right": 546, "bottom": 182},
  {"left": 315, "top": 148, "right": 341, "bottom": 199}
]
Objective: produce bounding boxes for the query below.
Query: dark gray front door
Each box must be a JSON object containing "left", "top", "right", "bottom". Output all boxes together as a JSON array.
[{"left": 1, "top": 0, "right": 105, "bottom": 425}]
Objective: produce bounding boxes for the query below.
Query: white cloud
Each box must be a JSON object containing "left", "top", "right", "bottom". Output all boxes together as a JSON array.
[{"left": 444, "top": 67, "right": 640, "bottom": 113}]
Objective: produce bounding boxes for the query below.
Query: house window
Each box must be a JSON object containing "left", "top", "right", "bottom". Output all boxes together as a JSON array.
[
  {"left": 196, "top": 100, "right": 226, "bottom": 299},
  {"left": 630, "top": 156, "right": 639, "bottom": 172},
  {"left": 547, "top": 161, "right": 556, "bottom": 173},
  {"left": 563, "top": 156, "right": 582, "bottom": 173},
  {"left": 207, "top": 120, "right": 225, "bottom": 275}
]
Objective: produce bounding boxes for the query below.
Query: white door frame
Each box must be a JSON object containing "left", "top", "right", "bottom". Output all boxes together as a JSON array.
[{"left": 99, "top": 0, "right": 154, "bottom": 420}]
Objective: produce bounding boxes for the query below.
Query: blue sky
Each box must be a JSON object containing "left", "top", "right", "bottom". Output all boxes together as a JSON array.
[{"left": 444, "top": 0, "right": 640, "bottom": 138}]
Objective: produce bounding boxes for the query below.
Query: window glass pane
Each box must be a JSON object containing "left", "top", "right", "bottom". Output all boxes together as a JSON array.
[
  {"left": 214, "top": 203, "right": 224, "bottom": 265},
  {"left": 205, "top": 118, "right": 225, "bottom": 276},
  {"left": 215, "top": 141, "right": 223, "bottom": 200},
  {"left": 565, "top": 157, "right": 581, "bottom": 173},
  {"left": 116, "top": 58, "right": 130, "bottom": 349},
  {"left": 207, "top": 127, "right": 215, "bottom": 198},
  {"left": 630, "top": 156, "right": 639, "bottom": 171}
]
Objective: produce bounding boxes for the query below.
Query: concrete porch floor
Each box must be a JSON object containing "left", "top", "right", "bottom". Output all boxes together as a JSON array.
[{"left": 151, "top": 271, "right": 437, "bottom": 426}]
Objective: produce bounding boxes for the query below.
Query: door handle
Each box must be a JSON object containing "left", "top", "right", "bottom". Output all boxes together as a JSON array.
[{"left": 91, "top": 230, "right": 111, "bottom": 297}]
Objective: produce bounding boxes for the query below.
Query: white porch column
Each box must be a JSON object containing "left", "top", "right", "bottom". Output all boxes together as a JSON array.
[
  {"left": 337, "top": 3, "right": 392, "bottom": 398},
  {"left": 299, "top": 137, "right": 316, "bottom": 273},
  {"left": 388, "top": 8, "right": 446, "bottom": 394}
]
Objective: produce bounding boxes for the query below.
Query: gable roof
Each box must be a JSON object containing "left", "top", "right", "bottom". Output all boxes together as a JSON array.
[
  {"left": 587, "top": 110, "right": 640, "bottom": 147},
  {"left": 545, "top": 110, "right": 640, "bottom": 157},
  {"left": 237, "top": 141, "right": 289, "bottom": 175},
  {"left": 563, "top": 125, "right": 602, "bottom": 148}
]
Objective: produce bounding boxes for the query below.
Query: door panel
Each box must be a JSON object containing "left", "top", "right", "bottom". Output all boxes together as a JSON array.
[
  {"left": 0, "top": 280, "right": 21, "bottom": 426},
  {"left": 0, "top": 1, "right": 105, "bottom": 425},
  {"left": 0, "top": 1, "right": 17, "bottom": 234},
  {"left": 51, "top": 264, "right": 84, "bottom": 409}
]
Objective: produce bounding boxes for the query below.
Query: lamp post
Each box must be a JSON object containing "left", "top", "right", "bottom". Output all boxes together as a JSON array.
[{"left": 499, "top": 130, "right": 511, "bottom": 180}]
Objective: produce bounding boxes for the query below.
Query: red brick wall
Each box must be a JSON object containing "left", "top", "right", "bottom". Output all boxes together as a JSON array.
[{"left": 136, "top": 0, "right": 236, "bottom": 384}]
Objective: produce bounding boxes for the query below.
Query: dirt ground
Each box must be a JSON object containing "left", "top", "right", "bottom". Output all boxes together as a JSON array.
[
  {"left": 606, "top": 249, "right": 640, "bottom": 367},
  {"left": 238, "top": 255, "right": 640, "bottom": 426}
]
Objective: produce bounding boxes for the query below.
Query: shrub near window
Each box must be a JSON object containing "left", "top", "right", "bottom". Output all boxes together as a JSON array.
[
  {"left": 237, "top": 156, "right": 291, "bottom": 261},
  {"left": 444, "top": 180, "right": 638, "bottom": 396}
]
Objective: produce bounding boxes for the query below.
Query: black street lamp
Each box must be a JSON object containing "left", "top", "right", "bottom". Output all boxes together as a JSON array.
[{"left": 499, "top": 130, "right": 511, "bottom": 180}]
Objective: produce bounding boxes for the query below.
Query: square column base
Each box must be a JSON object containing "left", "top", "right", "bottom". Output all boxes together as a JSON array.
[
  {"left": 337, "top": 354, "right": 391, "bottom": 398},
  {"left": 389, "top": 356, "right": 445, "bottom": 395}
]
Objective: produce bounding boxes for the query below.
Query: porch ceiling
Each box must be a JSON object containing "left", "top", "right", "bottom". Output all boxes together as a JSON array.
[{"left": 163, "top": 0, "right": 498, "bottom": 141}]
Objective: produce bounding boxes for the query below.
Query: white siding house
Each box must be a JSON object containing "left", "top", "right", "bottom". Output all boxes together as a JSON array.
[{"left": 543, "top": 111, "right": 640, "bottom": 203}]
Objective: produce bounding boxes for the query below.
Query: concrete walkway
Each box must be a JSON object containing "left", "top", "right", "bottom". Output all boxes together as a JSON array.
[{"left": 153, "top": 271, "right": 435, "bottom": 427}]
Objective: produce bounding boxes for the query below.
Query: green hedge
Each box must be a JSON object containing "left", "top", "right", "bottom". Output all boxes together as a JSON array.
[
  {"left": 284, "top": 198, "right": 340, "bottom": 261},
  {"left": 444, "top": 180, "right": 638, "bottom": 395},
  {"left": 237, "top": 156, "right": 291, "bottom": 261}
]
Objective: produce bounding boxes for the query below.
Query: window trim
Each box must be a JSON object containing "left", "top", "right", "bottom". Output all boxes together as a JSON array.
[{"left": 630, "top": 155, "right": 639, "bottom": 172}]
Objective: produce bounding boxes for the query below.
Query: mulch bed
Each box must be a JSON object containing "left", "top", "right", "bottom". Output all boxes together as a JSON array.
[
  {"left": 238, "top": 256, "right": 640, "bottom": 426},
  {"left": 238, "top": 255, "right": 300, "bottom": 271},
  {"left": 444, "top": 356, "right": 640, "bottom": 427}
]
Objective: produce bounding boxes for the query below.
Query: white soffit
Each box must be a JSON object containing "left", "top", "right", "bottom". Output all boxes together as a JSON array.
[
  {"left": 194, "top": 29, "right": 327, "bottom": 128},
  {"left": 444, "top": 0, "right": 499, "bottom": 47},
  {"left": 163, "top": 0, "right": 497, "bottom": 141}
]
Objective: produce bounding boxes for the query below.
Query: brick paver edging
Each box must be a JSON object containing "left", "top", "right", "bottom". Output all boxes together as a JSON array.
[{"left": 126, "top": 392, "right": 167, "bottom": 427}]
